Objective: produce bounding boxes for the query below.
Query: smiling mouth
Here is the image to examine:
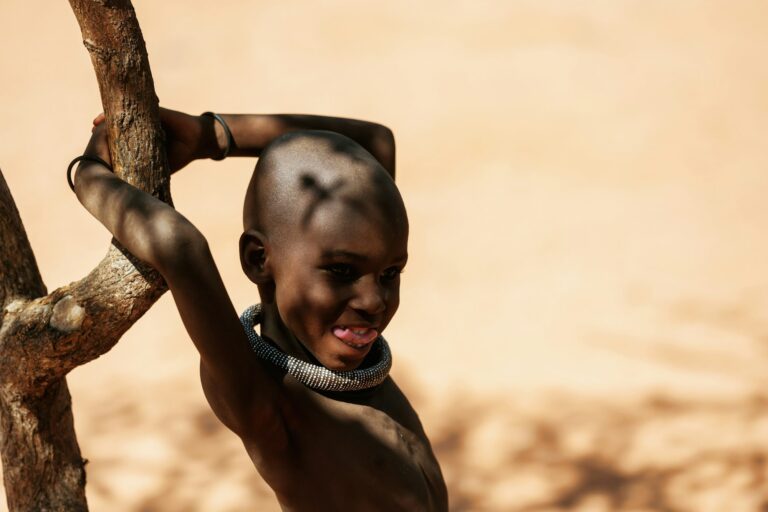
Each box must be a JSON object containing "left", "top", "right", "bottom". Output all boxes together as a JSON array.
[{"left": 332, "top": 326, "right": 379, "bottom": 349}]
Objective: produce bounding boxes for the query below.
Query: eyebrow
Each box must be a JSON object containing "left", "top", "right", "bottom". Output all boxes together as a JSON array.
[
  {"left": 321, "top": 250, "right": 367, "bottom": 261},
  {"left": 320, "top": 250, "right": 409, "bottom": 265}
]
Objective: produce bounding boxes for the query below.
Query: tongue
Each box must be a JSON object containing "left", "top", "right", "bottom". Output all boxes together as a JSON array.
[{"left": 333, "top": 327, "right": 378, "bottom": 346}]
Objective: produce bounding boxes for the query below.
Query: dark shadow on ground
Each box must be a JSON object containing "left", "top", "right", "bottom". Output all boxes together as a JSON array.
[
  {"left": 72, "top": 377, "right": 768, "bottom": 511},
  {"left": 426, "top": 392, "right": 768, "bottom": 511}
]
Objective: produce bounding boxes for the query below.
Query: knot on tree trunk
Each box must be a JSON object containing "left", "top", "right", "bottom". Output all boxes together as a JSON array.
[
  {"left": 82, "top": 39, "right": 118, "bottom": 62},
  {"left": 4, "top": 300, "right": 25, "bottom": 314},
  {"left": 50, "top": 296, "right": 85, "bottom": 333}
]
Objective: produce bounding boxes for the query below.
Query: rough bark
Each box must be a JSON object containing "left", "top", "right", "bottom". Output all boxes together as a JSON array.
[
  {"left": 0, "top": 1, "right": 170, "bottom": 510},
  {"left": 68, "top": 0, "right": 171, "bottom": 202},
  {"left": 0, "top": 378, "right": 86, "bottom": 512},
  {"left": 0, "top": 172, "right": 47, "bottom": 315}
]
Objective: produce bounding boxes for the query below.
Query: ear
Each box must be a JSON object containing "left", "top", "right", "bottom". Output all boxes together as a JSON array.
[{"left": 239, "top": 229, "right": 272, "bottom": 285}]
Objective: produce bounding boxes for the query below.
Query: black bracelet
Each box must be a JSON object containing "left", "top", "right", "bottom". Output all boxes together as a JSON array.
[
  {"left": 201, "top": 111, "right": 233, "bottom": 161},
  {"left": 67, "top": 155, "right": 113, "bottom": 192}
]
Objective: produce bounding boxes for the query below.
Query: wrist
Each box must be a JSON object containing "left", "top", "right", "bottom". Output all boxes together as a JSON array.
[
  {"left": 67, "top": 155, "right": 113, "bottom": 192},
  {"left": 200, "top": 112, "right": 233, "bottom": 160},
  {"left": 195, "top": 114, "right": 221, "bottom": 161}
]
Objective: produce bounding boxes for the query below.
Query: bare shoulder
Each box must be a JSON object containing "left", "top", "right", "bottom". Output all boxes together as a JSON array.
[{"left": 241, "top": 376, "right": 448, "bottom": 512}]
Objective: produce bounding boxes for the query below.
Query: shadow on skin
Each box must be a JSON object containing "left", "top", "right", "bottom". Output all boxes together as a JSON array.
[
  {"left": 297, "top": 168, "right": 395, "bottom": 233},
  {"left": 298, "top": 172, "right": 345, "bottom": 230}
]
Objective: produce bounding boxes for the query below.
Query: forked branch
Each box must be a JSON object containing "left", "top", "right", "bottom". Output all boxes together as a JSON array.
[{"left": 0, "top": 1, "right": 170, "bottom": 509}]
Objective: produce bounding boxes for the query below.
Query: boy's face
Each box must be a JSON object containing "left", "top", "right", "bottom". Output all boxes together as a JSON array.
[{"left": 269, "top": 199, "right": 408, "bottom": 372}]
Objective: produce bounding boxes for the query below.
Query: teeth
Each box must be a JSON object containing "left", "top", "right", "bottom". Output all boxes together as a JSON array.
[
  {"left": 333, "top": 325, "right": 377, "bottom": 349},
  {"left": 341, "top": 326, "right": 372, "bottom": 335}
]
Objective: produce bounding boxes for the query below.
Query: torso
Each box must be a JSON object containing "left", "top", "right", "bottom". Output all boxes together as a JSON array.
[{"left": 241, "top": 376, "right": 448, "bottom": 512}]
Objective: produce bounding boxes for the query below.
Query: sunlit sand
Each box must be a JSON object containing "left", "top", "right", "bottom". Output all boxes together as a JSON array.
[{"left": 2, "top": 1, "right": 768, "bottom": 510}]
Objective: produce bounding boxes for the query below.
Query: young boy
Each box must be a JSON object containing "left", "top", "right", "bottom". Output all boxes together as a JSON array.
[{"left": 72, "top": 108, "right": 448, "bottom": 511}]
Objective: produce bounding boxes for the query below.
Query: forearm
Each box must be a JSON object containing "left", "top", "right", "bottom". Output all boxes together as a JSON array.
[
  {"left": 217, "top": 114, "right": 396, "bottom": 176},
  {"left": 74, "top": 162, "right": 200, "bottom": 272}
]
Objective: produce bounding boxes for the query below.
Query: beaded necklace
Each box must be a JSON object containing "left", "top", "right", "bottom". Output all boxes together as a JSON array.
[{"left": 239, "top": 304, "right": 392, "bottom": 392}]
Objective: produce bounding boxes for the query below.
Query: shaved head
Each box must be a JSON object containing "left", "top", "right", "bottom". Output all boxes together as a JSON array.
[
  {"left": 240, "top": 130, "right": 409, "bottom": 372},
  {"left": 243, "top": 130, "right": 407, "bottom": 250}
]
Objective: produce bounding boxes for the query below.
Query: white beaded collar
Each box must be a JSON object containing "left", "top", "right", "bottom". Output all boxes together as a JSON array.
[{"left": 239, "top": 304, "right": 392, "bottom": 392}]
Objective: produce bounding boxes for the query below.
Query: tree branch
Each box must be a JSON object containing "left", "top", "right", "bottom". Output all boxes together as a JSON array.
[
  {"left": 1, "top": 0, "right": 172, "bottom": 393},
  {"left": 68, "top": 0, "right": 172, "bottom": 200},
  {"left": 0, "top": 170, "right": 47, "bottom": 317},
  {"left": 0, "top": 1, "right": 172, "bottom": 509},
  {"left": 1, "top": 243, "right": 165, "bottom": 395}
]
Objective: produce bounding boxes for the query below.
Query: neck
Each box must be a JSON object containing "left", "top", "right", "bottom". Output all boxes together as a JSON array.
[
  {"left": 260, "top": 302, "right": 318, "bottom": 364},
  {"left": 239, "top": 304, "right": 393, "bottom": 393},
  {"left": 258, "top": 302, "right": 382, "bottom": 371}
]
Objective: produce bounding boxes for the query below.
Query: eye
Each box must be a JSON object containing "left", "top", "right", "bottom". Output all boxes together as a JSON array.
[
  {"left": 381, "top": 267, "right": 403, "bottom": 282},
  {"left": 324, "top": 264, "right": 357, "bottom": 281}
]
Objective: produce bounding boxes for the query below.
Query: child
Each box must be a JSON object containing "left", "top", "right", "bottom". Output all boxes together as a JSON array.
[{"left": 72, "top": 108, "right": 449, "bottom": 511}]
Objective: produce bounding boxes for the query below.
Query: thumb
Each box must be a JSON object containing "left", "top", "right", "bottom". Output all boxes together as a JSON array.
[{"left": 92, "top": 113, "right": 106, "bottom": 126}]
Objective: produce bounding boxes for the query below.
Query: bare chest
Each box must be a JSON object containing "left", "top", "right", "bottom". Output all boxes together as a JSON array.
[{"left": 249, "top": 382, "right": 447, "bottom": 512}]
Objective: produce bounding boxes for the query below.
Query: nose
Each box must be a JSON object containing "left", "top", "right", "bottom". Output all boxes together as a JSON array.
[{"left": 349, "top": 275, "right": 386, "bottom": 316}]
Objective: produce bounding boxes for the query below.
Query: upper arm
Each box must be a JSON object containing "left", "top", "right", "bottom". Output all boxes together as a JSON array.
[
  {"left": 155, "top": 226, "right": 282, "bottom": 436},
  {"left": 225, "top": 113, "right": 396, "bottom": 177}
]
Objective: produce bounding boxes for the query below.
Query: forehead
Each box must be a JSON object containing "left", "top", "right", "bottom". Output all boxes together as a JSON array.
[{"left": 294, "top": 197, "right": 408, "bottom": 259}]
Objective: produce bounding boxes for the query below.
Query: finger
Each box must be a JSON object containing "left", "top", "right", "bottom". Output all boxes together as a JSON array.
[
  {"left": 93, "top": 113, "right": 106, "bottom": 126},
  {"left": 93, "top": 123, "right": 107, "bottom": 137},
  {"left": 85, "top": 125, "right": 112, "bottom": 163}
]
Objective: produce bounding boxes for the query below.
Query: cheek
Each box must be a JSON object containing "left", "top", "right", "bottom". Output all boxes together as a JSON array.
[
  {"left": 384, "top": 286, "right": 400, "bottom": 322},
  {"left": 276, "top": 275, "right": 348, "bottom": 333}
]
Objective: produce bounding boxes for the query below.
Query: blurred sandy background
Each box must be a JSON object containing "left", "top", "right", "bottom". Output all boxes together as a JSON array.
[{"left": 3, "top": 1, "right": 768, "bottom": 510}]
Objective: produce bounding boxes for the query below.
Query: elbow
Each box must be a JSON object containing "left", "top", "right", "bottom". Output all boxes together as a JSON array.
[
  {"left": 374, "top": 124, "right": 395, "bottom": 153},
  {"left": 145, "top": 212, "right": 210, "bottom": 278},
  {"left": 371, "top": 124, "right": 396, "bottom": 178}
]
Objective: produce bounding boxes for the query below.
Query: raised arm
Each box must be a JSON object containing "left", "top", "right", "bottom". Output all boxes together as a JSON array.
[
  {"left": 73, "top": 124, "right": 282, "bottom": 440},
  {"left": 218, "top": 113, "right": 396, "bottom": 177},
  {"left": 110, "top": 108, "right": 397, "bottom": 178}
]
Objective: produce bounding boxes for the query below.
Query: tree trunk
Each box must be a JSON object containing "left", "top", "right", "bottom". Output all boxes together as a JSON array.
[
  {"left": 0, "top": 378, "right": 86, "bottom": 511},
  {"left": 0, "top": 1, "right": 170, "bottom": 510}
]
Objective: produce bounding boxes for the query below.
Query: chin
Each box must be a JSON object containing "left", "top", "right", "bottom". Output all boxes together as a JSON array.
[
  {"left": 319, "top": 349, "right": 370, "bottom": 371},
  {"left": 314, "top": 334, "right": 371, "bottom": 371},
  {"left": 322, "top": 357, "right": 362, "bottom": 372}
]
